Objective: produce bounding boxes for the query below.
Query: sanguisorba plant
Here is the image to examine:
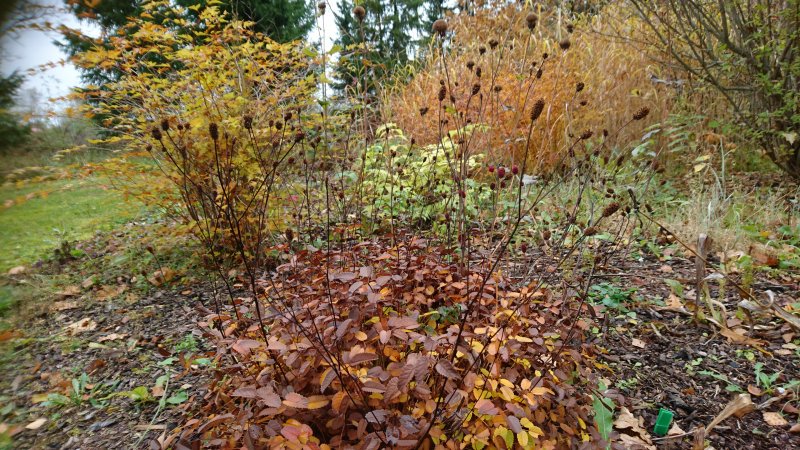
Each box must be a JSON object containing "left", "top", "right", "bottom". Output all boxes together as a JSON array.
[{"left": 75, "top": 1, "right": 658, "bottom": 448}]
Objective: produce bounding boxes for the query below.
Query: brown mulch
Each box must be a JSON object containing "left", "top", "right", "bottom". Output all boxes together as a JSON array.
[
  {"left": 0, "top": 278, "right": 216, "bottom": 449},
  {"left": 594, "top": 252, "right": 800, "bottom": 449}
]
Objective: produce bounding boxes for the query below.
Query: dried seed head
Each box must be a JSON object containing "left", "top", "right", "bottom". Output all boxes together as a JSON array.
[
  {"left": 317, "top": 1, "right": 326, "bottom": 12},
  {"left": 475, "top": 66, "right": 482, "bottom": 78},
  {"left": 160, "top": 118, "right": 170, "bottom": 131},
  {"left": 633, "top": 107, "right": 650, "bottom": 121},
  {"left": 466, "top": 60, "right": 475, "bottom": 71},
  {"left": 580, "top": 100, "right": 588, "bottom": 106},
  {"left": 489, "top": 38, "right": 499, "bottom": 49},
  {"left": 497, "top": 166, "right": 506, "bottom": 178},
  {"left": 559, "top": 39, "right": 571, "bottom": 50},
  {"left": 511, "top": 164, "right": 519, "bottom": 175},
  {"left": 493, "top": 85, "right": 502, "bottom": 92},
  {"left": 471, "top": 83, "right": 481, "bottom": 95},
  {"left": 580, "top": 130, "right": 593, "bottom": 140},
  {"left": 576, "top": 81, "right": 585, "bottom": 93},
  {"left": 432, "top": 19, "right": 448, "bottom": 36},
  {"left": 438, "top": 85, "right": 446, "bottom": 102},
  {"left": 530, "top": 98, "right": 545, "bottom": 122},
  {"left": 294, "top": 131, "right": 305, "bottom": 142},
  {"left": 567, "top": 23, "right": 574, "bottom": 33},
  {"left": 209, "top": 122, "right": 219, "bottom": 140},
  {"left": 479, "top": 46, "right": 486, "bottom": 55},
  {"left": 520, "top": 242, "right": 528, "bottom": 252},
  {"left": 151, "top": 127, "right": 163, "bottom": 140},
  {"left": 243, "top": 115, "right": 253, "bottom": 130},
  {"left": 419, "top": 106, "right": 429, "bottom": 116},
  {"left": 526, "top": 13, "right": 538, "bottom": 31},
  {"left": 602, "top": 202, "right": 620, "bottom": 218},
  {"left": 542, "top": 229, "right": 551, "bottom": 240},
  {"left": 536, "top": 68, "right": 543, "bottom": 79},
  {"left": 353, "top": 5, "right": 366, "bottom": 21},
  {"left": 584, "top": 226, "right": 597, "bottom": 236},
  {"left": 487, "top": 164, "right": 495, "bottom": 173},
  {"left": 542, "top": 52, "right": 549, "bottom": 60}
]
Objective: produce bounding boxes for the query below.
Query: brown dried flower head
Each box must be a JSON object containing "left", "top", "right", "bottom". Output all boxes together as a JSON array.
[
  {"left": 489, "top": 38, "right": 499, "bottom": 49},
  {"left": 353, "top": 5, "right": 366, "bottom": 21},
  {"left": 526, "top": 13, "right": 538, "bottom": 31},
  {"left": 530, "top": 98, "right": 545, "bottom": 121},
  {"left": 580, "top": 130, "right": 593, "bottom": 140},
  {"left": 576, "top": 81, "right": 585, "bottom": 93},
  {"left": 432, "top": 19, "right": 448, "bottom": 36},
  {"left": 602, "top": 202, "right": 620, "bottom": 218},
  {"left": 633, "top": 107, "right": 650, "bottom": 121},
  {"left": 208, "top": 123, "right": 219, "bottom": 141},
  {"left": 559, "top": 39, "right": 571, "bottom": 50}
]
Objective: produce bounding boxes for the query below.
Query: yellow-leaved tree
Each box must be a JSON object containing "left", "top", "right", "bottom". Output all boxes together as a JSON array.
[{"left": 71, "top": 0, "right": 321, "bottom": 314}]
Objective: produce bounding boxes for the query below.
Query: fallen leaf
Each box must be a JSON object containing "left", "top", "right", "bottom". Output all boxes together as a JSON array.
[
  {"left": 98, "top": 333, "right": 128, "bottom": 342},
  {"left": 614, "top": 407, "right": 654, "bottom": 448},
  {"left": 8, "top": 266, "right": 26, "bottom": 275},
  {"left": 51, "top": 301, "right": 78, "bottom": 311},
  {"left": 631, "top": 338, "right": 646, "bottom": 349},
  {"left": 667, "top": 423, "right": 685, "bottom": 436},
  {"left": 762, "top": 412, "right": 788, "bottom": 427},
  {"left": 81, "top": 276, "right": 95, "bottom": 289},
  {"left": 790, "top": 423, "right": 800, "bottom": 434},
  {"left": 705, "top": 393, "right": 754, "bottom": 433},
  {"left": 56, "top": 285, "right": 81, "bottom": 298},
  {"left": 66, "top": 318, "right": 97, "bottom": 334},
  {"left": 25, "top": 418, "right": 46, "bottom": 430},
  {"left": 720, "top": 327, "right": 766, "bottom": 348}
]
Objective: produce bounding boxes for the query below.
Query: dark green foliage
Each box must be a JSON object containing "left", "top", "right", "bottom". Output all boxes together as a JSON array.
[
  {"left": 0, "top": 72, "right": 29, "bottom": 152},
  {"left": 332, "top": 0, "right": 426, "bottom": 94}
]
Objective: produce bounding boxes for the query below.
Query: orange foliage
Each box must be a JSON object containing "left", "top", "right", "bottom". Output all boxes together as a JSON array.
[{"left": 387, "top": 2, "right": 665, "bottom": 172}]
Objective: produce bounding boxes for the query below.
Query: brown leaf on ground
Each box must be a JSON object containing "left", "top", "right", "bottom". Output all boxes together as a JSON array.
[
  {"left": 66, "top": 318, "right": 97, "bottom": 334},
  {"left": 56, "top": 285, "right": 81, "bottom": 298},
  {"left": 720, "top": 327, "right": 766, "bottom": 348},
  {"left": 51, "top": 301, "right": 78, "bottom": 311},
  {"left": 705, "top": 393, "right": 755, "bottom": 433},
  {"left": 763, "top": 412, "right": 789, "bottom": 427},
  {"left": 25, "top": 418, "right": 46, "bottom": 430},
  {"left": 614, "top": 407, "right": 655, "bottom": 449}
]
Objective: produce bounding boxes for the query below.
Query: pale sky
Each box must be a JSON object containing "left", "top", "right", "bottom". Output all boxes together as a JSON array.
[{"left": 0, "top": 0, "right": 87, "bottom": 114}]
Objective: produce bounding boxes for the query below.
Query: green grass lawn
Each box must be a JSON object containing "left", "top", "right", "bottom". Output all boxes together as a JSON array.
[{"left": 0, "top": 177, "right": 143, "bottom": 272}]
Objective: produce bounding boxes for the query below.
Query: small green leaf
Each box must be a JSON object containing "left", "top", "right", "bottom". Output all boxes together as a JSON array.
[{"left": 166, "top": 390, "right": 188, "bottom": 405}]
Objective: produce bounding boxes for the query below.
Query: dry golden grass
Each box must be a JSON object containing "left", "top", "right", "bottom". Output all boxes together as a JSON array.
[{"left": 385, "top": 2, "right": 667, "bottom": 172}]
